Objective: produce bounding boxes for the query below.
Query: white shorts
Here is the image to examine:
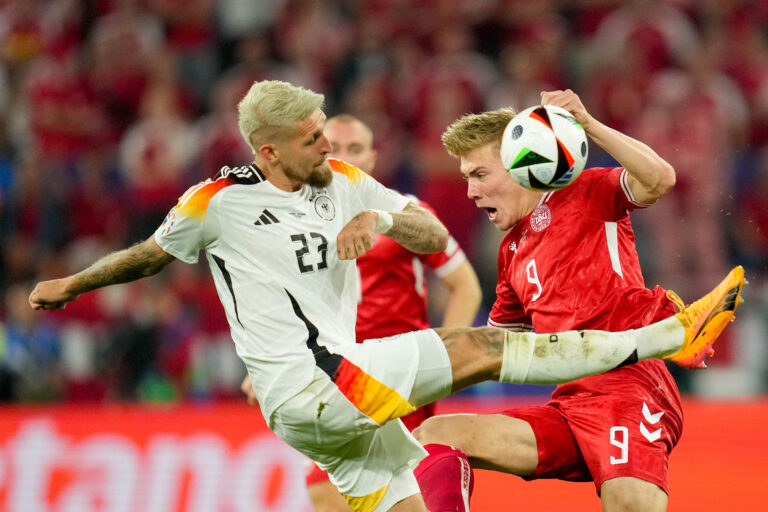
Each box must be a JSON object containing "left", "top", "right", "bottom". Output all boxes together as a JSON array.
[{"left": 269, "top": 329, "right": 451, "bottom": 511}]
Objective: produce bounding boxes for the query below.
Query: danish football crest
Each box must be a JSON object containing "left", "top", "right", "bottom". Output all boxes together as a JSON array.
[
  {"left": 314, "top": 195, "right": 336, "bottom": 221},
  {"left": 530, "top": 204, "right": 551, "bottom": 232}
]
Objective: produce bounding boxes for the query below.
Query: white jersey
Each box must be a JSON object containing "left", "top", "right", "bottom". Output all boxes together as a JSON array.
[{"left": 154, "top": 158, "right": 410, "bottom": 418}]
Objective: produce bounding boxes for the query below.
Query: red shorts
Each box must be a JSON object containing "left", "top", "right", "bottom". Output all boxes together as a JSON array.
[
  {"left": 501, "top": 361, "right": 683, "bottom": 494},
  {"left": 305, "top": 403, "right": 436, "bottom": 486}
]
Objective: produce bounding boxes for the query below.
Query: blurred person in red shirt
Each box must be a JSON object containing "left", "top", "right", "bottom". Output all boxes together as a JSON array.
[
  {"left": 192, "top": 75, "right": 254, "bottom": 181},
  {"left": 0, "top": 0, "right": 46, "bottom": 75},
  {"left": 87, "top": 1, "right": 164, "bottom": 137},
  {"left": 733, "top": 147, "right": 768, "bottom": 272},
  {"left": 630, "top": 58, "right": 736, "bottom": 300},
  {"left": 118, "top": 65, "right": 196, "bottom": 239},
  {"left": 148, "top": 0, "right": 217, "bottom": 107},
  {"left": 22, "top": 44, "right": 109, "bottom": 161}
]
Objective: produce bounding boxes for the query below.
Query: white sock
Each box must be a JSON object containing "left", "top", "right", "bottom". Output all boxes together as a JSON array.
[
  {"left": 634, "top": 316, "right": 685, "bottom": 359},
  {"left": 500, "top": 329, "right": 640, "bottom": 385}
]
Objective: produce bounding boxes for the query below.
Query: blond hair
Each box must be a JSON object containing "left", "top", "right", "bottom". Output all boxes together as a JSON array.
[
  {"left": 441, "top": 108, "right": 517, "bottom": 158},
  {"left": 237, "top": 80, "right": 325, "bottom": 151}
]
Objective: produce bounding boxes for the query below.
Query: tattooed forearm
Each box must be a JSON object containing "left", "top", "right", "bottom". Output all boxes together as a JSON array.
[
  {"left": 386, "top": 203, "right": 448, "bottom": 254},
  {"left": 481, "top": 327, "right": 506, "bottom": 357},
  {"left": 72, "top": 238, "right": 175, "bottom": 293},
  {"left": 434, "top": 326, "right": 508, "bottom": 391},
  {"left": 436, "top": 327, "right": 505, "bottom": 358}
]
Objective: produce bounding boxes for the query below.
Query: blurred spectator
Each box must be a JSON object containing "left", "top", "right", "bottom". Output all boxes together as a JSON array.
[
  {"left": 149, "top": 0, "right": 217, "bottom": 109},
  {"left": 118, "top": 59, "right": 196, "bottom": 239},
  {"left": 0, "top": 283, "right": 62, "bottom": 401},
  {"left": 215, "top": 0, "right": 287, "bottom": 70},
  {"left": 87, "top": 0, "right": 164, "bottom": 138},
  {"left": 630, "top": 79, "right": 729, "bottom": 298},
  {"left": 0, "top": 0, "right": 46, "bottom": 78},
  {"left": 271, "top": 0, "right": 353, "bottom": 94},
  {"left": 20, "top": 46, "right": 108, "bottom": 161},
  {"left": 486, "top": 16, "right": 569, "bottom": 111},
  {"left": 590, "top": 0, "right": 700, "bottom": 73},
  {"left": 65, "top": 151, "right": 128, "bottom": 245},
  {"left": 410, "top": 23, "right": 493, "bottom": 257},
  {"left": 412, "top": 77, "right": 485, "bottom": 259},
  {"left": 717, "top": 2, "right": 768, "bottom": 147},
  {"left": 732, "top": 148, "right": 768, "bottom": 273},
  {"left": 192, "top": 75, "right": 253, "bottom": 181},
  {"left": 1, "top": 152, "right": 67, "bottom": 253}
]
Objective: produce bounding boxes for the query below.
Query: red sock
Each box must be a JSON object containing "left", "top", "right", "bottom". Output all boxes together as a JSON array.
[{"left": 414, "top": 444, "right": 474, "bottom": 512}]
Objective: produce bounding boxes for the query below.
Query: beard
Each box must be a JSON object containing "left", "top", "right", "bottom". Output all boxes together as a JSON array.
[
  {"left": 307, "top": 164, "right": 333, "bottom": 187},
  {"left": 285, "top": 160, "right": 332, "bottom": 188}
]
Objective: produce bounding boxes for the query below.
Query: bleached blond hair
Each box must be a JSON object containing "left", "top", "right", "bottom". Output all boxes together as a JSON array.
[
  {"left": 237, "top": 80, "right": 325, "bottom": 151},
  {"left": 441, "top": 108, "right": 517, "bottom": 158}
]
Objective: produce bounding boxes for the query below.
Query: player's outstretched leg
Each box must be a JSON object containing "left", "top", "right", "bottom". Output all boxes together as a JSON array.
[
  {"left": 663, "top": 265, "right": 746, "bottom": 369},
  {"left": 417, "top": 267, "right": 747, "bottom": 401},
  {"left": 435, "top": 268, "right": 746, "bottom": 392}
]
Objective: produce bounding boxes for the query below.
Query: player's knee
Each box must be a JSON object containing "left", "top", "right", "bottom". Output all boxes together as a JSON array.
[{"left": 412, "top": 416, "right": 464, "bottom": 449}]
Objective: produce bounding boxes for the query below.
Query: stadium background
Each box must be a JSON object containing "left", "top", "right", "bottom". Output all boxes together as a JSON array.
[{"left": 0, "top": 0, "right": 766, "bottom": 510}]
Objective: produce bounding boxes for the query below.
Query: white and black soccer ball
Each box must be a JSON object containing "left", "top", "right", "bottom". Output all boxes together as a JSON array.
[{"left": 500, "top": 104, "right": 588, "bottom": 191}]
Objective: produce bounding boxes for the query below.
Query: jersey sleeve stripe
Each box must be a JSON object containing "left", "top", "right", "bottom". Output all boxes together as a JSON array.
[
  {"left": 328, "top": 158, "right": 368, "bottom": 184},
  {"left": 487, "top": 318, "right": 534, "bottom": 331},
  {"left": 176, "top": 178, "right": 233, "bottom": 220},
  {"left": 620, "top": 169, "right": 654, "bottom": 208},
  {"left": 433, "top": 248, "right": 467, "bottom": 277}
]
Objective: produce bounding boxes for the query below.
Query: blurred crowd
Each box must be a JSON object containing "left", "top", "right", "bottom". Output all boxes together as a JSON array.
[{"left": 0, "top": 0, "right": 767, "bottom": 403}]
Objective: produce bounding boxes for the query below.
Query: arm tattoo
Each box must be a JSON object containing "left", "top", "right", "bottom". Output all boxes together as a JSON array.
[
  {"left": 387, "top": 203, "right": 449, "bottom": 254},
  {"left": 72, "top": 239, "right": 174, "bottom": 293},
  {"left": 436, "top": 327, "right": 505, "bottom": 358}
]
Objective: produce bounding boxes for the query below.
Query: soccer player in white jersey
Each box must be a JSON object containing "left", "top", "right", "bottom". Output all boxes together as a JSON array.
[
  {"left": 240, "top": 113, "right": 482, "bottom": 512},
  {"left": 30, "top": 80, "right": 744, "bottom": 512}
]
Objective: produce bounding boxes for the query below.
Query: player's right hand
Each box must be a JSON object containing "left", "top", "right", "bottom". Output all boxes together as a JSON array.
[
  {"left": 28, "top": 277, "right": 79, "bottom": 311},
  {"left": 336, "top": 210, "right": 377, "bottom": 260},
  {"left": 540, "top": 89, "right": 595, "bottom": 133}
]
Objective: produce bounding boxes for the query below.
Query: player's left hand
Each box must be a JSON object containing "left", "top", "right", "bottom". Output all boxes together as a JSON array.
[
  {"left": 240, "top": 375, "right": 258, "bottom": 405},
  {"left": 540, "top": 89, "right": 595, "bottom": 132},
  {"left": 337, "top": 211, "right": 377, "bottom": 259}
]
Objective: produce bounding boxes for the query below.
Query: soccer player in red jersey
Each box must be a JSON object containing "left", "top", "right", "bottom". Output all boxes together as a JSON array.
[
  {"left": 412, "top": 89, "right": 744, "bottom": 512},
  {"left": 242, "top": 113, "right": 483, "bottom": 511}
]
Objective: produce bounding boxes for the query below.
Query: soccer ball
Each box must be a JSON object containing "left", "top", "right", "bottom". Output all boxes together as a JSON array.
[{"left": 500, "top": 104, "right": 588, "bottom": 191}]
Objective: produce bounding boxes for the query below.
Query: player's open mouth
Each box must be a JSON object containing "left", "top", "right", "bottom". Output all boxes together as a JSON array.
[{"left": 485, "top": 208, "right": 497, "bottom": 220}]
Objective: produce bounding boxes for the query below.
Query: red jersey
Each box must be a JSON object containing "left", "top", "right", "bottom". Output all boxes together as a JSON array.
[
  {"left": 355, "top": 199, "right": 467, "bottom": 343},
  {"left": 490, "top": 167, "right": 677, "bottom": 394}
]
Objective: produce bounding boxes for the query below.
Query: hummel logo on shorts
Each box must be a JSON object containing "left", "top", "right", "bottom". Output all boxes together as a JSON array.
[{"left": 254, "top": 209, "right": 280, "bottom": 226}]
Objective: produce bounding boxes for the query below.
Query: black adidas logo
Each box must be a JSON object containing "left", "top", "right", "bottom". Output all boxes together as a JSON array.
[{"left": 254, "top": 209, "right": 279, "bottom": 225}]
